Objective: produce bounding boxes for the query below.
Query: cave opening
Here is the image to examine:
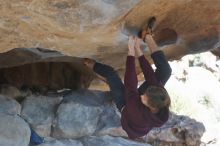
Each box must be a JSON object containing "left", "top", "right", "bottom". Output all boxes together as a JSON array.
[{"left": 0, "top": 48, "right": 95, "bottom": 98}]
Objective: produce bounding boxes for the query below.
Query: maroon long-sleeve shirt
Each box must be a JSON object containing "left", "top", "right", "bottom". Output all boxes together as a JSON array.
[{"left": 121, "top": 55, "right": 169, "bottom": 139}]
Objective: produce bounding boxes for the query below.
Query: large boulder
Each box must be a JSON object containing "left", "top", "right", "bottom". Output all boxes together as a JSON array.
[
  {"left": 52, "top": 89, "right": 104, "bottom": 138},
  {"left": 81, "top": 135, "right": 151, "bottom": 146},
  {"left": 0, "top": 88, "right": 207, "bottom": 145},
  {"left": 21, "top": 95, "right": 62, "bottom": 137},
  {"left": 94, "top": 104, "right": 127, "bottom": 137},
  {"left": 0, "top": 1, "right": 219, "bottom": 90},
  {"left": 35, "top": 136, "right": 151, "bottom": 146},
  {"left": 0, "top": 95, "right": 21, "bottom": 115},
  {"left": 37, "top": 139, "right": 82, "bottom": 146},
  {"left": 145, "top": 113, "right": 205, "bottom": 146},
  {"left": 0, "top": 113, "right": 30, "bottom": 146}
]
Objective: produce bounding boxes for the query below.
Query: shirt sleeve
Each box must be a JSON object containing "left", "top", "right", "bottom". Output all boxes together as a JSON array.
[
  {"left": 124, "top": 56, "right": 139, "bottom": 99},
  {"left": 151, "top": 51, "right": 172, "bottom": 85},
  {"left": 138, "top": 55, "right": 158, "bottom": 86}
]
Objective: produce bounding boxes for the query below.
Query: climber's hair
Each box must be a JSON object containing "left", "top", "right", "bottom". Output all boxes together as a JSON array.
[{"left": 144, "top": 86, "right": 171, "bottom": 109}]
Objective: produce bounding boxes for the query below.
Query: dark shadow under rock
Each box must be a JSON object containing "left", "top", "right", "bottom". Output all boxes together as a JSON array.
[{"left": 0, "top": 48, "right": 95, "bottom": 93}]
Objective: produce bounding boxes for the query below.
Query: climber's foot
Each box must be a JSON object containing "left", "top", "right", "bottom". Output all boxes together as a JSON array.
[
  {"left": 138, "top": 16, "right": 156, "bottom": 41},
  {"left": 83, "top": 58, "right": 96, "bottom": 69}
]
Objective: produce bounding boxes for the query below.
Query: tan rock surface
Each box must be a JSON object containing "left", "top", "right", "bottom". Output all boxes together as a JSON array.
[
  {"left": 0, "top": 0, "right": 219, "bottom": 89},
  {"left": 0, "top": 0, "right": 219, "bottom": 65}
]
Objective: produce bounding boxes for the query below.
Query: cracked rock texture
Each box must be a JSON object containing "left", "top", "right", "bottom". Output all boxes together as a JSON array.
[
  {"left": 0, "top": 0, "right": 219, "bottom": 69},
  {"left": 0, "top": 89, "right": 205, "bottom": 146},
  {"left": 0, "top": 0, "right": 219, "bottom": 90}
]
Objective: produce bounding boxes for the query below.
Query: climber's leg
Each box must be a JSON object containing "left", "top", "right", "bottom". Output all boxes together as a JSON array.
[{"left": 84, "top": 58, "right": 125, "bottom": 111}]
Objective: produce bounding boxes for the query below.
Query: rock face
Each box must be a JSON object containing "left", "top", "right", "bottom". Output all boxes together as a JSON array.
[
  {"left": 38, "top": 139, "right": 83, "bottom": 146},
  {"left": 145, "top": 113, "right": 205, "bottom": 146},
  {"left": 0, "top": 1, "right": 219, "bottom": 143},
  {"left": 15, "top": 89, "right": 206, "bottom": 145},
  {"left": 36, "top": 135, "right": 150, "bottom": 146},
  {"left": 81, "top": 135, "right": 151, "bottom": 146},
  {"left": 21, "top": 95, "right": 62, "bottom": 137},
  {"left": 0, "top": 95, "right": 21, "bottom": 115},
  {"left": 0, "top": 88, "right": 206, "bottom": 146},
  {"left": 0, "top": 0, "right": 219, "bottom": 90},
  {"left": 0, "top": 113, "right": 31, "bottom": 146},
  {"left": 0, "top": 0, "right": 140, "bottom": 64},
  {"left": 52, "top": 90, "right": 103, "bottom": 138},
  {"left": 0, "top": 88, "right": 209, "bottom": 145},
  {"left": 0, "top": 0, "right": 219, "bottom": 59}
]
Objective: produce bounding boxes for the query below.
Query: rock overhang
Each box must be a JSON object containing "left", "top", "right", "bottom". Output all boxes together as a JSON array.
[
  {"left": 0, "top": 48, "right": 94, "bottom": 91},
  {"left": 0, "top": 0, "right": 220, "bottom": 89}
]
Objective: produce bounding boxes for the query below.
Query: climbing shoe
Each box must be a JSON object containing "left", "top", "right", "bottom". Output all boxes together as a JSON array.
[{"left": 138, "top": 16, "right": 156, "bottom": 41}]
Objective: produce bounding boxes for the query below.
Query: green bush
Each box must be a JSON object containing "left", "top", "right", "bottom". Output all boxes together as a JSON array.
[{"left": 168, "top": 90, "right": 200, "bottom": 118}]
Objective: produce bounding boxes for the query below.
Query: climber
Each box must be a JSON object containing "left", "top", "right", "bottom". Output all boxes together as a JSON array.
[{"left": 84, "top": 17, "right": 172, "bottom": 139}]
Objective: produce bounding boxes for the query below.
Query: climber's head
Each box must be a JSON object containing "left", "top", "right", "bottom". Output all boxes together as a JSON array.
[{"left": 140, "top": 86, "right": 170, "bottom": 113}]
